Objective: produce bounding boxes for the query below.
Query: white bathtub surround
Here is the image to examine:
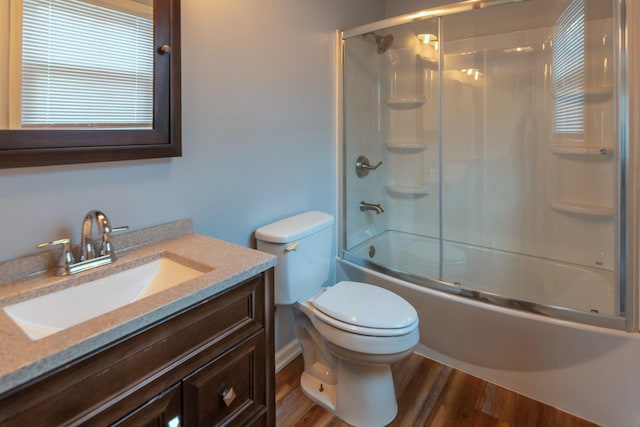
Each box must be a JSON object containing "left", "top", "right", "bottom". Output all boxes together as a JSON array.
[{"left": 337, "top": 0, "right": 640, "bottom": 425}]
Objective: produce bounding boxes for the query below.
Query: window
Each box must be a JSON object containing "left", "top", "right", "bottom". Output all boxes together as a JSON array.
[
  {"left": 20, "top": 0, "right": 153, "bottom": 128},
  {"left": 552, "top": 0, "right": 585, "bottom": 137}
]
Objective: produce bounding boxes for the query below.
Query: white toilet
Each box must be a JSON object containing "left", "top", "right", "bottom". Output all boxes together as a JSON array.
[{"left": 256, "top": 211, "right": 419, "bottom": 426}]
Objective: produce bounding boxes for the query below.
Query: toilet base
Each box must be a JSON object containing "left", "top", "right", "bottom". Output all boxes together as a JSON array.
[
  {"left": 301, "top": 371, "right": 337, "bottom": 412},
  {"left": 301, "top": 358, "right": 398, "bottom": 426}
]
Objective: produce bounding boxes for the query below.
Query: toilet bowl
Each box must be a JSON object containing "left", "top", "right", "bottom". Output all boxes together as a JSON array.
[
  {"left": 302, "top": 281, "right": 419, "bottom": 356},
  {"left": 295, "top": 281, "right": 419, "bottom": 426},
  {"left": 255, "top": 211, "right": 419, "bottom": 426}
]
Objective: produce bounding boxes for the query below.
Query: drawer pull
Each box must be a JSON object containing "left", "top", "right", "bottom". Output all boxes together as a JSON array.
[{"left": 222, "top": 387, "right": 237, "bottom": 407}]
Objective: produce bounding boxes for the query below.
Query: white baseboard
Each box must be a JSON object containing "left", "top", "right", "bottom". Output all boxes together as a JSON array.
[
  {"left": 275, "top": 339, "right": 302, "bottom": 373},
  {"left": 413, "top": 343, "right": 432, "bottom": 360}
]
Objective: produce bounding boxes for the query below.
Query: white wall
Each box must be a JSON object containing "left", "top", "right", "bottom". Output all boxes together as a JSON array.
[{"left": 0, "top": 0, "right": 384, "bottom": 263}]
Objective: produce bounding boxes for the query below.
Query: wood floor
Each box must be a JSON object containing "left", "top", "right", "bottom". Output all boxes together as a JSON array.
[{"left": 276, "top": 354, "right": 598, "bottom": 427}]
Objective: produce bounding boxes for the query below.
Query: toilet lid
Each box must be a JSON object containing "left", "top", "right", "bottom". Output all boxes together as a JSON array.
[{"left": 312, "top": 281, "right": 418, "bottom": 330}]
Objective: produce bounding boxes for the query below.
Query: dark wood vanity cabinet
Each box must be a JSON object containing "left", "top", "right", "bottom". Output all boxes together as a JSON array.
[{"left": 0, "top": 269, "right": 275, "bottom": 427}]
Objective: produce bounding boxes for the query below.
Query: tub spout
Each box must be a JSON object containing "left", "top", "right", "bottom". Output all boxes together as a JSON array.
[{"left": 360, "top": 201, "right": 384, "bottom": 215}]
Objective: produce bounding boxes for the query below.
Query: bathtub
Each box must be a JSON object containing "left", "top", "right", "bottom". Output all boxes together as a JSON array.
[
  {"left": 337, "top": 231, "right": 640, "bottom": 426},
  {"left": 346, "top": 230, "right": 615, "bottom": 315}
]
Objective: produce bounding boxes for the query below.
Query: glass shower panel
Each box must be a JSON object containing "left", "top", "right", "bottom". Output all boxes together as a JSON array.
[
  {"left": 343, "top": 18, "right": 441, "bottom": 278},
  {"left": 439, "top": 0, "right": 616, "bottom": 314}
]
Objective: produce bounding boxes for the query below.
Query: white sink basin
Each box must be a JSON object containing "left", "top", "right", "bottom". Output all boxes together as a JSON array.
[{"left": 3, "top": 256, "right": 209, "bottom": 340}]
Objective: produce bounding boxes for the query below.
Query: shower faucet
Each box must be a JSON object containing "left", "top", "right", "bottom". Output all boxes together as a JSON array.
[
  {"left": 360, "top": 201, "right": 384, "bottom": 215},
  {"left": 356, "top": 155, "right": 382, "bottom": 178},
  {"left": 362, "top": 31, "right": 394, "bottom": 54}
]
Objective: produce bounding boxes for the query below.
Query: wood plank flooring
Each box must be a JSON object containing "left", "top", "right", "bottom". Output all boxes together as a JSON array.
[{"left": 276, "top": 354, "right": 598, "bottom": 427}]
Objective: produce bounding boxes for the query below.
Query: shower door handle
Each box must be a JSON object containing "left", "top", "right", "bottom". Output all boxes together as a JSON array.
[{"left": 356, "top": 155, "right": 382, "bottom": 178}]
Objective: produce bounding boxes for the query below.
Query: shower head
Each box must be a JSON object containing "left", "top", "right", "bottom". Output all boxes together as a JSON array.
[{"left": 363, "top": 31, "right": 394, "bottom": 54}]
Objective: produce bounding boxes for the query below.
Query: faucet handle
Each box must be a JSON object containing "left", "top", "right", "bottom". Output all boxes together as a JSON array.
[
  {"left": 356, "top": 155, "right": 383, "bottom": 178},
  {"left": 99, "top": 225, "right": 129, "bottom": 258},
  {"left": 37, "top": 238, "right": 75, "bottom": 276}
]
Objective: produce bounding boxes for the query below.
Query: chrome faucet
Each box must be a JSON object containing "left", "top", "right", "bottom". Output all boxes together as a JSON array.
[
  {"left": 360, "top": 201, "right": 384, "bottom": 215},
  {"left": 80, "top": 210, "right": 126, "bottom": 261},
  {"left": 38, "top": 210, "right": 128, "bottom": 276}
]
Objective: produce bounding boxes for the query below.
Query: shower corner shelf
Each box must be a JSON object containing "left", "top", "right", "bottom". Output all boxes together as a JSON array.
[
  {"left": 385, "top": 97, "right": 427, "bottom": 108},
  {"left": 385, "top": 141, "right": 428, "bottom": 151},
  {"left": 551, "top": 144, "right": 613, "bottom": 158},
  {"left": 550, "top": 200, "right": 614, "bottom": 218},
  {"left": 387, "top": 185, "right": 430, "bottom": 196},
  {"left": 416, "top": 55, "right": 438, "bottom": 71}
]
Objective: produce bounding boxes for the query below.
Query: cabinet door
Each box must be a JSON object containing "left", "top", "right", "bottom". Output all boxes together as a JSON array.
[
  {"left": 183, "top": 332, "right": 266, "bottom": 426},
  {"left": 112, "top": 383, "right": 181, "bottom": 427}
]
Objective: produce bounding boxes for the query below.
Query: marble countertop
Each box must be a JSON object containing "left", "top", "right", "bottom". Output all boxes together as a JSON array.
[{"left": 0, "top": 219, "right": 276, "bottom": 396}]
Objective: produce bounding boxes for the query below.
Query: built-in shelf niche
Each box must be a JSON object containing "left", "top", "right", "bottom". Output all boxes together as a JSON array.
[
  {"left": 550, "top": 200, "right": 614, "bottom": 218},
  {"left": 551, "top": 144, "right": 613, "bottom": 158},
  {"left": 387, "top": 185, "right": 430, "bottom": 196},
  {"left": 385, "top": 141, "right": 428, "bottom": 151},
  {"left": 416, "top": 55, "right": 439, "bottom": 71},
  {"left": 385, "top": 97, "right": 427, "bottom": 108}
]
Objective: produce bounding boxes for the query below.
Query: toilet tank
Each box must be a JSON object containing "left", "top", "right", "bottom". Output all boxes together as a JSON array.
[{"left": 255, "top": 211, "right": 334, "bottom": 305}]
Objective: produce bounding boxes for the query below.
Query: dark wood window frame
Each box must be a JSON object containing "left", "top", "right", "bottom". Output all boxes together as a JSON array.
[{"left": 0, "top": 0, "right": 181, "bottom": 169}]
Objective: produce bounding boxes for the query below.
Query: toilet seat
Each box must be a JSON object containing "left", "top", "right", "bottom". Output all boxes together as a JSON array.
[
  {"left": 299, "top": 300, "right": 420, "bottom": 356},
  {"left": 309, "top": 307, "right": 418, "bottom": 337},
  {"left": 309, "top": 281, "right": 418, "bottom": 337}
]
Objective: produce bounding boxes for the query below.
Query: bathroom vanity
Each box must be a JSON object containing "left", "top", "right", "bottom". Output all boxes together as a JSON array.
[{"left": 0, "top": 220, "right": 276, "bottom": 426}]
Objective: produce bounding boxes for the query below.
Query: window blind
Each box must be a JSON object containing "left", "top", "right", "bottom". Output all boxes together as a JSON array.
[
  {"left": 21, "top": 0, "right": 154, "bottom": 128},
  {"left": 552, "top": 0, "right": 585, "bottom": 135}
]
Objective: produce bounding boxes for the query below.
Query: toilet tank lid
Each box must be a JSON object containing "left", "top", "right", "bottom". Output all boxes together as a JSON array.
[{"left": 255, "top": 211, "right": 334, "bottom": 243}]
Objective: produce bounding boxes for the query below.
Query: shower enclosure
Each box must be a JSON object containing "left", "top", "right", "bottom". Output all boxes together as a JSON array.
[{"left": 341, "top": 0, "right": 631, "bottom": 329}]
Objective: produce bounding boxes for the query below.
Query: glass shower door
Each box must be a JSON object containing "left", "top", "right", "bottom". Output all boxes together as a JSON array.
[
  {"left": 342, "top": 0, "right": 624, "bottom": 326},
  {"left": 439, "top": 0, "right": 617, "bottom": 315}
]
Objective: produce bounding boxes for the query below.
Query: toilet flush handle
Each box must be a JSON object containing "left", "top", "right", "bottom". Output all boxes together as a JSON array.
[{"left": 285, "top": 242, "right": 298, "bottom": 252}]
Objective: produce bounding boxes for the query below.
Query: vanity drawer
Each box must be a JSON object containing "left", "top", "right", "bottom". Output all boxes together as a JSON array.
[
  {"left": 0, "top": 273, "right": 268, "bottom": 427},
  {"left": 183, "top": 331, "right": 266, "bottom": 426},
  {"left": 111, "top": 383, "right": 182, "bottom": 427}
]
